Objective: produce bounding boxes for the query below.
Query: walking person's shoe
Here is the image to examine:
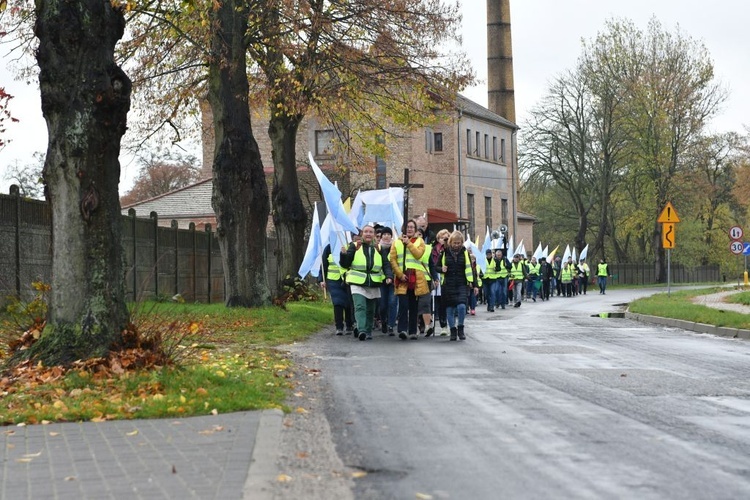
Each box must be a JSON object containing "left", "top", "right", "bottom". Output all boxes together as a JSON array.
[
  {"left": 457, "top": 325, "right": 466, "bottom": 340},
  {"left": 345, "top": 329, "right": 354, "bottom": 335},
  {"left": 449, "top": 327, "right": 458, "bottom": 341},
  {"left": 514, "top": 302, "right": 521, "bottom": 308},
  {"left": 470, "top": 309, "right": 475, "bottom": 315},
  {"left": 398, "top": 331, "right": 408, "bottom": 340},
  {"left": 440, "top": 326, "right": 448, "bottom": 336},
  {"left": 425, "top": 324, "right": 434, "bottom": 337},
  {"left": 336, "top": 330, "right": 344, "bottom": 336},
  {"left": 409, "top": 333, "right": 418, "bottom": 340},
  {"left": 358, "top": 331, "right": 367, "bottom": 341},
  {"left": 388, "top": 327, "right": 395, "bottom": 336}
]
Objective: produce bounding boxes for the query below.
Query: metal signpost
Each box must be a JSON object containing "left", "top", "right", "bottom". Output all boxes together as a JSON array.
[{"left": 658, "top": 202, "right": 680, "bottom": 296}]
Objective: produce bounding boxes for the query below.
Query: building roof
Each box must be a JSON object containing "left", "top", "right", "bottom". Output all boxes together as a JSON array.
[
  {"left": 122, "top": 178, "right": 215, "bottom": 219},
  {"left": 517, "top": 211, "right": 536, "bottom": 221},
  {"left": 456, "top": 94, "right": 519, "bottom": 130}
]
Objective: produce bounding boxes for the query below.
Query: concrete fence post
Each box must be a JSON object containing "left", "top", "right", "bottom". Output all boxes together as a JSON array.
[
  {"left": 205, "top": 223, "right": 212, "bottom": 304},
  {"left": 150, "top": 211, "right": 159, "bottom": 298},
  {"left": 11, "top": 185, "right": 21, "bottom": 298}
]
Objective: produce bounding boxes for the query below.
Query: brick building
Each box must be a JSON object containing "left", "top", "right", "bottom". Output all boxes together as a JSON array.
[{"left": 126, "top": 0, "right": 535, "bottom": 251}]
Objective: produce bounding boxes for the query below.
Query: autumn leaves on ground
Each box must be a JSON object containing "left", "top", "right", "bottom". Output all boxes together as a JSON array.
[{"left": 0, "top": 286, "right": 332, "bottom": 426}]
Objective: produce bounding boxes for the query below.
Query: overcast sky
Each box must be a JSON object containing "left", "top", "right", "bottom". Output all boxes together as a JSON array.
[{"left": 0, "top": 0, "right": 748, "bottom": 194}]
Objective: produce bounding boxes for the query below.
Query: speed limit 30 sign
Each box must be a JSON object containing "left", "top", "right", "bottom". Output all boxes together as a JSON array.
[{"left": 730, "top": 241, "right": 744, "bottom": 254}]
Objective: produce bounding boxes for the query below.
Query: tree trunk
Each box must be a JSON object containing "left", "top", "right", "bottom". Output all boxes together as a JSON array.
[
  {"left": 208, "top": 0, "right": 271, "bottom": 307},
  {"left": 269, "top": 114, "right": 307, "bottom": 292},
  {"left": 31, "top": 0, "right": 130, "bottom": 364}
]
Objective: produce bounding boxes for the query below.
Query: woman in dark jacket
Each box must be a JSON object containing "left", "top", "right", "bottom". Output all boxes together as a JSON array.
[{"left": 439, "top": 231, "right": 476, "bottom": 341}]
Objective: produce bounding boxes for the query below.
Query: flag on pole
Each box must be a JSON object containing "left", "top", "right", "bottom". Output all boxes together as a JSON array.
[
  {"left": 579, "top": 244, "right": 589, "bottom": 262},
  {"left": 465, "top": 240, "right": 487, "bottom": 273},
  {"left": 309, "top": 152, "right": 358, "bottom": 233},
  {"left": 547, "top": 245, "right": 559, "bottom": 261},
  {"left": 347, "top": 187, "right": 404, "bottom": 231},
  {"left": 572, "top": 247, "right": 578, "bottom": 264},
  {"left": 562, "top": 245, "right": 571, "bottom": 263},
  {"left": 298, "top": 203, "right": 323, "bottom": 278},
  {"left": 533, "top": 243, "right": 543, "bottom": 259},
  {"left": 514, "top": 239, "right": 524, "bottom": 257},
  {"left": 507, "top": 236, "right": 514, "bottom": 257},
  {"left": 542, "top": 245, "right": 549, "bottom": 259},
  {"left": 482, "top": 226, "right": 492, "bottom": 254}
]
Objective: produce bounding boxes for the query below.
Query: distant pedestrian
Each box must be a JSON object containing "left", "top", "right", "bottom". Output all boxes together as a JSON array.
[{"left": 597, "top": 258, "right": 610, "bottom": 294}]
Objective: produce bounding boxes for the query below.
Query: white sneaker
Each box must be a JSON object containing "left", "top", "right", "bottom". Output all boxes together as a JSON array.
[{"left": 440, "top": 326, "right": 448, "bottom": 336}]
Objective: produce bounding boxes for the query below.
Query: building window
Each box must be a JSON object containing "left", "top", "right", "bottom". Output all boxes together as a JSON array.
[
  {"left": 484, "top": 196, "right": 492, "bottom": 232},
  {"left": 493, "top": 137, "right": 498, "bottom": 161},
  {"left": 475, "top": 131, "right": 480, "bottom": 156},
  {"left": 434, "top": 132, "right": 443, "bottom": 152},
  {"left": 425, "top": 129, "right": 433, "bottom": 153},
  {"left": 315, "top": 130, "right": 334, "bottom": 156},
  {"left": 466, "top": 129, "right": 472, "bottom": 156},
  {"left": 501, "top": 198, "right": 508, "bottom": 226},
  {"left": 467, "top": 194, "right": 475, "bottom": 235},
  {"left": 484, "top": 134, "right": 489, "bottom": 159},
  {"left": 500, "top": 138, "right": 506, "bottom": 163}
]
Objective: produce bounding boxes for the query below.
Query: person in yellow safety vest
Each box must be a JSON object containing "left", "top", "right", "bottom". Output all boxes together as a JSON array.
[
  {"left": 561, "top": 257, "right": 575, "bottom": 297},
  {"left": 431, "top": 229, "right": 451, "bottom": 335},
  {"left": 483, "top": 249, "right": 499, "bottom": 311},
  {"left": 597, "top": 258, "right": 610, "bottom": 294},
  {"left": 377, "top": 227, "right": 398, "bottom": 335},
  {"left": 578, "top": 257, "right": 591, "bottom": 295},
  {"left": 525, "top": 256, "right": 541, "bottom": 302},
  {"left": 438, "top": 231, "right": 476, "bottom": 340},
  {"left": 494, "top": 248, "right": 511, "bottom": 309},
  {"left": 416, "top": 228, "right": 437, "bottom": 337},
  {"left": 468, "top": 252, "right": 479, "bottom": 315},
  {"left": 510, "top": 253, "right": 528, "bottom": 308},
  {"left": 340, "top": 225, "right": 392, "bottom": 341},
  {"left": 321, "top": 244, "right": 355, "bottom": 335},
  {"left": 390, "top": 219, "right": 428, "bottom": 340}
]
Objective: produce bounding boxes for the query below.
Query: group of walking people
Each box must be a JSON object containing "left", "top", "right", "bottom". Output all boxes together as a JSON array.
[
  {"left": 321, "top": 218, "right": 478, "bottom": 342},
  {"left": 479, "top": 252, "right": 611, "bottom": 311},
  {"left": 321, "top": 216, "right": 612, "bottom": 342}
]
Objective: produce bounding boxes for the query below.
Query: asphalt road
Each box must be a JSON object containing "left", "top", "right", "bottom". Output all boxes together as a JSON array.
[{"left": 277, "top": 288, "right": 750, "bottom": 499}]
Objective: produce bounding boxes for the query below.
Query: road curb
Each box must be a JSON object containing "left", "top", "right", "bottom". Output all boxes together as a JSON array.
[
  {"left": 242, "top": 408, "right": 284, "bottom": 500},
  {"left": 625, "top": 311, "right": 750, "bottom": 340}
]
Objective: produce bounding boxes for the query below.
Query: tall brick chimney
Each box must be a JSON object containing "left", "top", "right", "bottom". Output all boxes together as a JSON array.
[{"left": 487, "top": 0, "right": 515, "bottom": 123}]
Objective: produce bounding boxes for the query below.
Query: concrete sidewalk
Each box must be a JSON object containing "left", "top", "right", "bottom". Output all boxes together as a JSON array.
[{"left": 1, "top": 409, "right": 282, "bottom": 500}]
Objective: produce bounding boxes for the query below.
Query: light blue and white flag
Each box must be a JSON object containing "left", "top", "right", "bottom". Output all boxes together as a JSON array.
[
  {"left": 542, "top": 245, "right": 549, "bottom": 259},
  {"left": 464, "top": 240, "right": 487, "bottom": 274},
  {"left": 482, "top": 226, "right": 492, "bottom": 254},
  {"left": 309, "top": 152, "right": 358, "bottom": 233},
  {"left": 298, "top": 203, "right": 323, "bottom": 278},
  {"left": 348, "top": 187, "right": 404, "bottom": 231},
  {"left": 572, "top": 247, "right": 577, "bottom": 264},
  {"left": 514, "top": 239, "right": 524, "bottom": 257}
]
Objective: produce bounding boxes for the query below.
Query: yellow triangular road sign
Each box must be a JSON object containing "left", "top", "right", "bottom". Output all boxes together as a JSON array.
[{"left": 657, "top": 202, "right": 680, "bottom": 223}]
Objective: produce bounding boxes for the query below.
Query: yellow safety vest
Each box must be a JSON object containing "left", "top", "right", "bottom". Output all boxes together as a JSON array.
[
  {"left": 441, "top": 249, "right": 474, "bottom": 284},
  {"left": 421, "top": 244, "right": 432, "bottom": 282},
  {"left": 561, "top": 264, "right": 573, "bottom": 282},
  {"left": 393, "top": 238, "right": 424, "bottom": 272},
  {"left": 597, "top": 263, "right": 608, "bottom": 277},
  {"left": 510, "top": 262, "right": 525, "bottom": 280},
  {"left": 326, "top": 254, "right": 343, "bottom": 281},
  {"left": 484, "top": 257, "right": 500, "bottom": 279},
  {"left": 528, "top": 263, "right": 541, "bottom": 276},
  {"left": 346, "top": 245, "right": 384, "bottom": 285}
]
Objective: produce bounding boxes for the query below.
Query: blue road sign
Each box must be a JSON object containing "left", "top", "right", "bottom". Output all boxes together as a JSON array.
[{"left": 743, "top": 242, "right": 750, "bottom": 255}]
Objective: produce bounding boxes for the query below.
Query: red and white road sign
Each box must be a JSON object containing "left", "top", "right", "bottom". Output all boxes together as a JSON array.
[
  {"left": 729, "top": 226, "right": 744, "bottom": 241},
  {"left": 730, "top": 241, "right": 744, "bottom": 254}
]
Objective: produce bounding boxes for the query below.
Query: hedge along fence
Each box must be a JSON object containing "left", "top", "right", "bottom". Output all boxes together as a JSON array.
[{"left": 0, "top": 187, "right": 278, "bottom": 305}]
